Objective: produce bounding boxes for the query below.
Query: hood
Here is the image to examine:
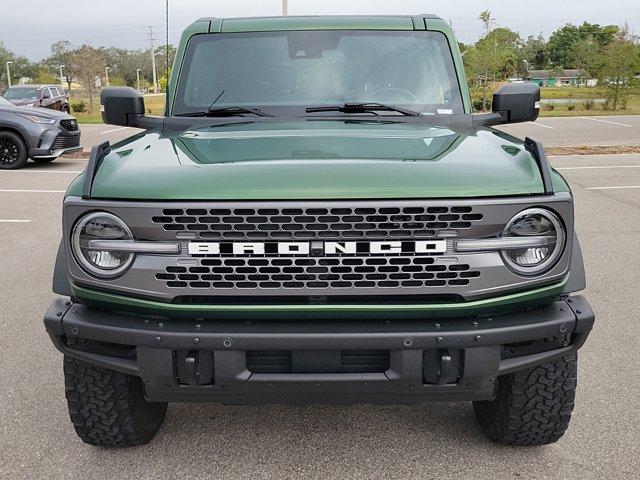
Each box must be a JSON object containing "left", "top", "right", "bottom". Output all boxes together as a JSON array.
[
  {"left": 8, "top": 98, "right": 37, "bottom": 106},
  {"left": 0, "top": 104, "right": 71, "bottom": 119},
  {"left": 85, "top": 120, "right": 545, "bottom": 200}
]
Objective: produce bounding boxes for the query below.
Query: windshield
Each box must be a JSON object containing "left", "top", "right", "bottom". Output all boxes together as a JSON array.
[
  {"left": 4, "top": 87, "right": 40, "bottom": 100},
  {"left": 173, "top": 30, "right": 464, "bottom": 116}
]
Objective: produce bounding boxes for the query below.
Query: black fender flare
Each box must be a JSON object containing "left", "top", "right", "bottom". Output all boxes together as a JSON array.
[
  {"left": 52, "top": 239, "right": 72, "bottom": 296},
  {"left": 563, "top": 233, "right": 586, "bottom": 294}
]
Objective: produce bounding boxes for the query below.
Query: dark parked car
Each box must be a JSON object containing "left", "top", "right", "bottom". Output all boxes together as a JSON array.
[
  {"left": 0, "top": 95, "right": 81, "bottom": 169},
  {"left": 3, "top": 84, "right": 70, "bottom": 113}
]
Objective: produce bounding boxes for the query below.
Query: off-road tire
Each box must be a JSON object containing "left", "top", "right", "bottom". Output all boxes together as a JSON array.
[
  {"left": 0, "top": 130, "right": 28, "bottom": 169},
  {"left": 64, "top": 357, "right": 168, "bottom": 447},
  {"left": 473, "top": 353, "right": 577, "bottom": 446}
]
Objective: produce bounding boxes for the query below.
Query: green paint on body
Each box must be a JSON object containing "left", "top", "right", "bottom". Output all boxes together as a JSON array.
[
  {"left": 79, "top": 121, "right": 545, "bottom": 200},
  {"left": 71, "top": 278, "right": 567, "bottom": 319}
]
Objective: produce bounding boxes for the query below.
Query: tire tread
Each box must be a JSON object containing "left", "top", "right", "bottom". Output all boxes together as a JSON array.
[
  {"left": 63, "top": 357, "right": 167, "bottom": 447},
  {"left": 473, "top": 353, "right": 577, "bottom": 446}
]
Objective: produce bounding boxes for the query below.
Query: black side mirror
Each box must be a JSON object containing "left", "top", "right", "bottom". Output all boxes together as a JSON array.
[
  {"left": 100, "top": 87, "right": 145, "bottom": 127},
  {"left": 42, "top": 93, "right": 51, "bottom": 100},
  {"left": 492, "top": 83, "right": 540, "bottom": 124}
]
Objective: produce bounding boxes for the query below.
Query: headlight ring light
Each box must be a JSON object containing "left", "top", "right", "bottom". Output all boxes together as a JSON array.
[
  {"left": 71, "top": 211, "right": 135, "bottom": 278},
  {"left": 500, "top": 208, "right": 566, "bottom": 276}
]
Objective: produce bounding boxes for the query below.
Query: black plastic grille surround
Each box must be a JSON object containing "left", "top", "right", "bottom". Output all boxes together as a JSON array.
[
  {"left": 52, "top": 133, "right": 80, "bottom": 150},
  {"left": 152, "top": 206, "right": 484, "bottom": 240},
  {"left": 65, "top": 197, "right": 574, "bottom": 301},
  {"left": 59, "top": 119, "right": 79, "bottom": 132},
  {"left": 155, "top": 255, "right": 481, "bottom": 291}
]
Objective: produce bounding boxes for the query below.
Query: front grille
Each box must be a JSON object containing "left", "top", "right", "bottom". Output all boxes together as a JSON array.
[
  {"left": 152, "top": 206, "right": 484, "bottom": 240},
  {"left": 65, "top": 197, "right": 574, "bottom": 301},
  {"left": 246, "top": 350, "right": 390, "bottom": 373},
  {"left": 52, "top": 133, "right": 80, "bottom": 150},
  {"left": 155, "top": 255, "right": 481, "bottom": 291},
  {"left": 59, "top": 119, "right": 79, "bottom": 132}
]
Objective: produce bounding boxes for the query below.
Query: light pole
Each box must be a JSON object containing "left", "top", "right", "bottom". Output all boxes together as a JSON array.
[
  {"left": 282, "top": 0, "right": 288, "bottom": 16},
  {"left": 105, "top": 66, "right": 110, "bottom": 87},
  {"left": 59, "top": 65, "right": 66, "bottom": 88},
  {"left": 6, "top": 61, "right": 13, "bottom": 88},
  {"left": 136, "top": 68, "right": 141, "bottom": 93}
]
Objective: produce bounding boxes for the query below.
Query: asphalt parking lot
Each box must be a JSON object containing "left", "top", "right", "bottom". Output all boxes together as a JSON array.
[
  {"left": 498, "top": 114, "right": 640, "bottom": 146},
  {"left": 1, "top": 151, "right": 640, "bottom": 478}
]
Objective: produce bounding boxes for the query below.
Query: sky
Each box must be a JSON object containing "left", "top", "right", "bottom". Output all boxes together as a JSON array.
[{"left": 2, "top": 0, "right": 639, "bottom": 60}]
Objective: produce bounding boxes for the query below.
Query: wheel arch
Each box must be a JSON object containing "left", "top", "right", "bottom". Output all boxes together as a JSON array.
[{"left": 0, "top": 124, "right": 29, "bottom": 148}]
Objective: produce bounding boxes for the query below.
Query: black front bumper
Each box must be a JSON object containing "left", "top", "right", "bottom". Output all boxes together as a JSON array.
[{"left": 44, "top": 296, "right": 594, "bottom": 404}]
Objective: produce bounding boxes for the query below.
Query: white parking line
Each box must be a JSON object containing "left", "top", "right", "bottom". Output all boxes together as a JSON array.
[
  {"left": 556, "top": 165, "right": 640, "bottom": 170},
  {"left": 1, "top": 170, "right": 83, "bottom": 174},
  {"left": 578, "top": 117, "right": 633, "bottom": 128},
  {"left": 528, "top": 121, "right": 554, "bottom": 130},
  {"left": 0, "top": 219, "right": 31, "bottom": 223},
  {"left": 587, "top": 185, "right": 640, "bottom": 190},
  {"left": 0, "top": 189, "right": 66, "bottom": 193},
  {"left": 101, "top": 126, "right": 130, "bottom": 134}
]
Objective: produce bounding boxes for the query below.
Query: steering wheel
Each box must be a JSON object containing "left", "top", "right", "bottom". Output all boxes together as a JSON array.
[{"left": 367, "top": 87, "right": 420, "bottom": 103}]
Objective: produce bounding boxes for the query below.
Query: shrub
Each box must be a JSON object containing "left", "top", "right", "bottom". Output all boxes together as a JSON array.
[
  {"left": 567, "top": 102, "right": 575, "bottom": 111},
  {"left": 583, "top": 99, "right": 595, "bottom": 110},
  {"left": 542, "top": 102, "right": 555, "bottom": 111},
  {"left": 71, "top": 101, "right": 86, "bottom": 113}
]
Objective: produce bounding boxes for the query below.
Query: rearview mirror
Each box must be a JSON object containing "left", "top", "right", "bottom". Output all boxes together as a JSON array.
[
  {"left": 492, "top": 83, "right": 540, "bottom": 124},
  {"left": 100, "top": 87, "right": 145, "bottom": 127}
]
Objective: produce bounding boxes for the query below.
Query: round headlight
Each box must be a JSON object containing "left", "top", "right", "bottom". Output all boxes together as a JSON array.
[
  {"left": 501, "top": 208, "right": 565, "bottom": 276},
  {"left": 72, "top": 212, "right": 134, "bottom": 278}
]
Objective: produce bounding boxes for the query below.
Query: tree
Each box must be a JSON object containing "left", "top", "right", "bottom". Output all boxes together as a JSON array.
[
  {"left": 0, "top": 42, "right": 33, "bottom": 90},
  {"left": 32, "top": 66, "right": 57, "bottom": 84},
  {"left": 154, "top": 44, "right": 177, "bottom": 81},
  {"left": 599, "top": 29, "right": 640, "bottom": 110},
  {"left": 569, "top": 37, "right": 602, "bottom": 82},
  {"left": 547, "top": 22, "right": 619, "bottom": 68},
  {"left": 46, "top": 41, "right": 74, "bottom": 90},
  {"left": 104, "top": 47, "right": 151, "bottom": 88},
  {"left": 478, "top": 10, "right": 494, "bottom": 36},
  {"left": 66, "top": 45, "right": 106, "bottom": 111},
  {"left": 521, "top": 35, "right": 547, "bottom": 71},
  {"left": 476, "top": 28, "right": 522, "bottom": 80}
]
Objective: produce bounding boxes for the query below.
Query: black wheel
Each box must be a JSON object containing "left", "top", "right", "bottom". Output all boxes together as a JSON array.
[
  {"left": 473, "top": 353, "right": 577, "bottom": 446},
  {"left": 32, "top": 158, "right": 56, "bottom": 164},
  {"left": 62, "top": 105, "right": 70, "bottom": 114},
  {"left": 0, "top": 130, "right": 28, "bottom": 169},
  {"left": 64, "top": 357, "right": 168, "bottom": 447}
]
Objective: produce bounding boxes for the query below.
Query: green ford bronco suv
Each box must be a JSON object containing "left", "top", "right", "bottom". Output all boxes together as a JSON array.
[{"left": 44, "top": 15, "right": 595, "bottom": 448}]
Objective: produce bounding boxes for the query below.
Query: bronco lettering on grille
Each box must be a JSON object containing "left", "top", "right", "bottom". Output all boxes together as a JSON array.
[{"left": 187, "top": 241, "right": 447, "bottom": 256}]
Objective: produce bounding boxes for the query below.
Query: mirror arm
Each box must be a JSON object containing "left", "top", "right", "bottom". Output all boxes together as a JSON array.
[
  {"left": 130, "top": 114, "right": 164, "bottom": 129},
  {"left": 472, "top": 111, "right": 507, "bottom": 127}
]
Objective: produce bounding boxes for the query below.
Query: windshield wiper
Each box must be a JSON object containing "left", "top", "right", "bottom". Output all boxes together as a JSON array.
[
  {"left": 176, "top": 106, "right": 276, "bottom": 118},
  {"left": 306, "top": 102, "right": 421, "bottom": 117}
]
